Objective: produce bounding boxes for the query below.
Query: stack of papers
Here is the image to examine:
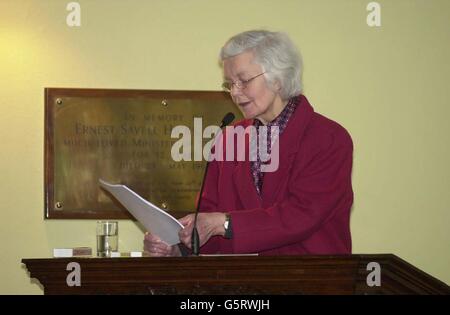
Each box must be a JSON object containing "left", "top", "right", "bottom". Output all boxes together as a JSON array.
[{"left": 99, "top": 179, "right": 184, "bottom": 246}]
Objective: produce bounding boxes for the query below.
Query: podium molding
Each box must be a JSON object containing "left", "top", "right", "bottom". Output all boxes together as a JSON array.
[{"left": 22, "top": 254, "right": 449, "bottom": 295}]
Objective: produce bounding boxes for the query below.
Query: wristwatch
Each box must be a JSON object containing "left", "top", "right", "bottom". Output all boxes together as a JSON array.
[{"left": 223, "top": 213, "right": 233, "bottom": 239}]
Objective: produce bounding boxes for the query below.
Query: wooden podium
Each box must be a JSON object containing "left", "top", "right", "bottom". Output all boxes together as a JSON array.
[{"left": 22, "top": 254, "right": 449, "bottom": 295}]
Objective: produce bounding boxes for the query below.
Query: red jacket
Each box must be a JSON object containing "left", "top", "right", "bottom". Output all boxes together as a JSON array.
[{"left": 199, "top": 95, "right": 353, "bottom": 255}]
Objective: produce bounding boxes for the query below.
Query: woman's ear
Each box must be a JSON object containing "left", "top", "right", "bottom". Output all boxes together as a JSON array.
[{"left": 272, "top": 79, "right": 282, "bottom": 92}]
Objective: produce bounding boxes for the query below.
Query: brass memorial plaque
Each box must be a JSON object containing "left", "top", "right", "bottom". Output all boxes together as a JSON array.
[{"left": 45, "top": 88, "right": 242, "bottom": 219}]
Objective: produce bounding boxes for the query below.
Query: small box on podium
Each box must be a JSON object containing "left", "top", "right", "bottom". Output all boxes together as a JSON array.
[{"left": 53, "top": 247, "right": 92, "bottom": 258}]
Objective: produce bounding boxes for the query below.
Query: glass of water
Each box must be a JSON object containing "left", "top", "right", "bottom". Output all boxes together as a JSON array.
[{"left": 96, "top": 221, "right": 118, "bottom": 257}]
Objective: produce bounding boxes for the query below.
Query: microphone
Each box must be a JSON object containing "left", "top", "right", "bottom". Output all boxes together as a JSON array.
[{"left": 191, "top": 112, "right": 235, "bottom": 256}]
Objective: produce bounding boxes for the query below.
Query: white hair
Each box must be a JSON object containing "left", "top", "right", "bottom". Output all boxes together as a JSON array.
[{"left": 220, "top": 30, "right": 303, "bottom": 100}]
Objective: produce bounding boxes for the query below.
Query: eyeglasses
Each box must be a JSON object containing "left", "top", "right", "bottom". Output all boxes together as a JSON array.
[{"left": 221, "top": 72, "right": 266, "bottom": 93}]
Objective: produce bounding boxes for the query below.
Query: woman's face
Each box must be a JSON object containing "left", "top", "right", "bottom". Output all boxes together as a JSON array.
[{"left": 223, "top": 51, "right": 284, "bottom": 124}]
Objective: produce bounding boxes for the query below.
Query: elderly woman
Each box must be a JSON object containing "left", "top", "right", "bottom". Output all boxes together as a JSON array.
[{"left": 144, "top": 30, "right": 353, "bottom": 256}]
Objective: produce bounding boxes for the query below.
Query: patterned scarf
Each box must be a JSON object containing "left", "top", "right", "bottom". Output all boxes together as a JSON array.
[{"left": 250, "top": 96, "right": 299, "bottom": 195}]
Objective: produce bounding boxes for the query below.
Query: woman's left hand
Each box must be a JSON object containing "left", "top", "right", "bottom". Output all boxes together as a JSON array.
[{"left": 178, "top": 212, "right": 226, "bottom": 249}]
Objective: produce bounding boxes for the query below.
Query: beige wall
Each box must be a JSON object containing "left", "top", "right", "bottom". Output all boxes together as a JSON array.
[{"left": 1, "top": 0, "right": 449, "bottom": 294}]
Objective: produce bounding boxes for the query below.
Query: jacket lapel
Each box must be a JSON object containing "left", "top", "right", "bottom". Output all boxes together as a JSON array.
[
  {"left": 260, "top": 95, "right": 314, "bottom": 206},
  {"left": 231, "top": 95, "right": 314, "bottom": 209},
  {"left": 229, "top": 118, "right": 263, "bottom": 209},
  {"left": 232, "top": 160, "right": 263, "bottom": 209}
]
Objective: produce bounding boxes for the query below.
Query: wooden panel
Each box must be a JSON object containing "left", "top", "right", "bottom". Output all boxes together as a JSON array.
[{"left": 22, "top": 255, "right": 450, "bottom": 295}]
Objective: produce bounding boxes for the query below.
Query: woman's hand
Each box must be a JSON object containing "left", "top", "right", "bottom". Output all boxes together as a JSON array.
[
  {"left": 143, "top": 232, "right": 181, "bottom": 257},
  {"left": 178, "top": 212, "right": 226, "bottom": 249}
]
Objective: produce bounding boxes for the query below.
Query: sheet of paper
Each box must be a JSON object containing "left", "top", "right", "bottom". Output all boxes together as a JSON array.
[{"left": 99, "top": 179, "right": 184, "bottom": 246}]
